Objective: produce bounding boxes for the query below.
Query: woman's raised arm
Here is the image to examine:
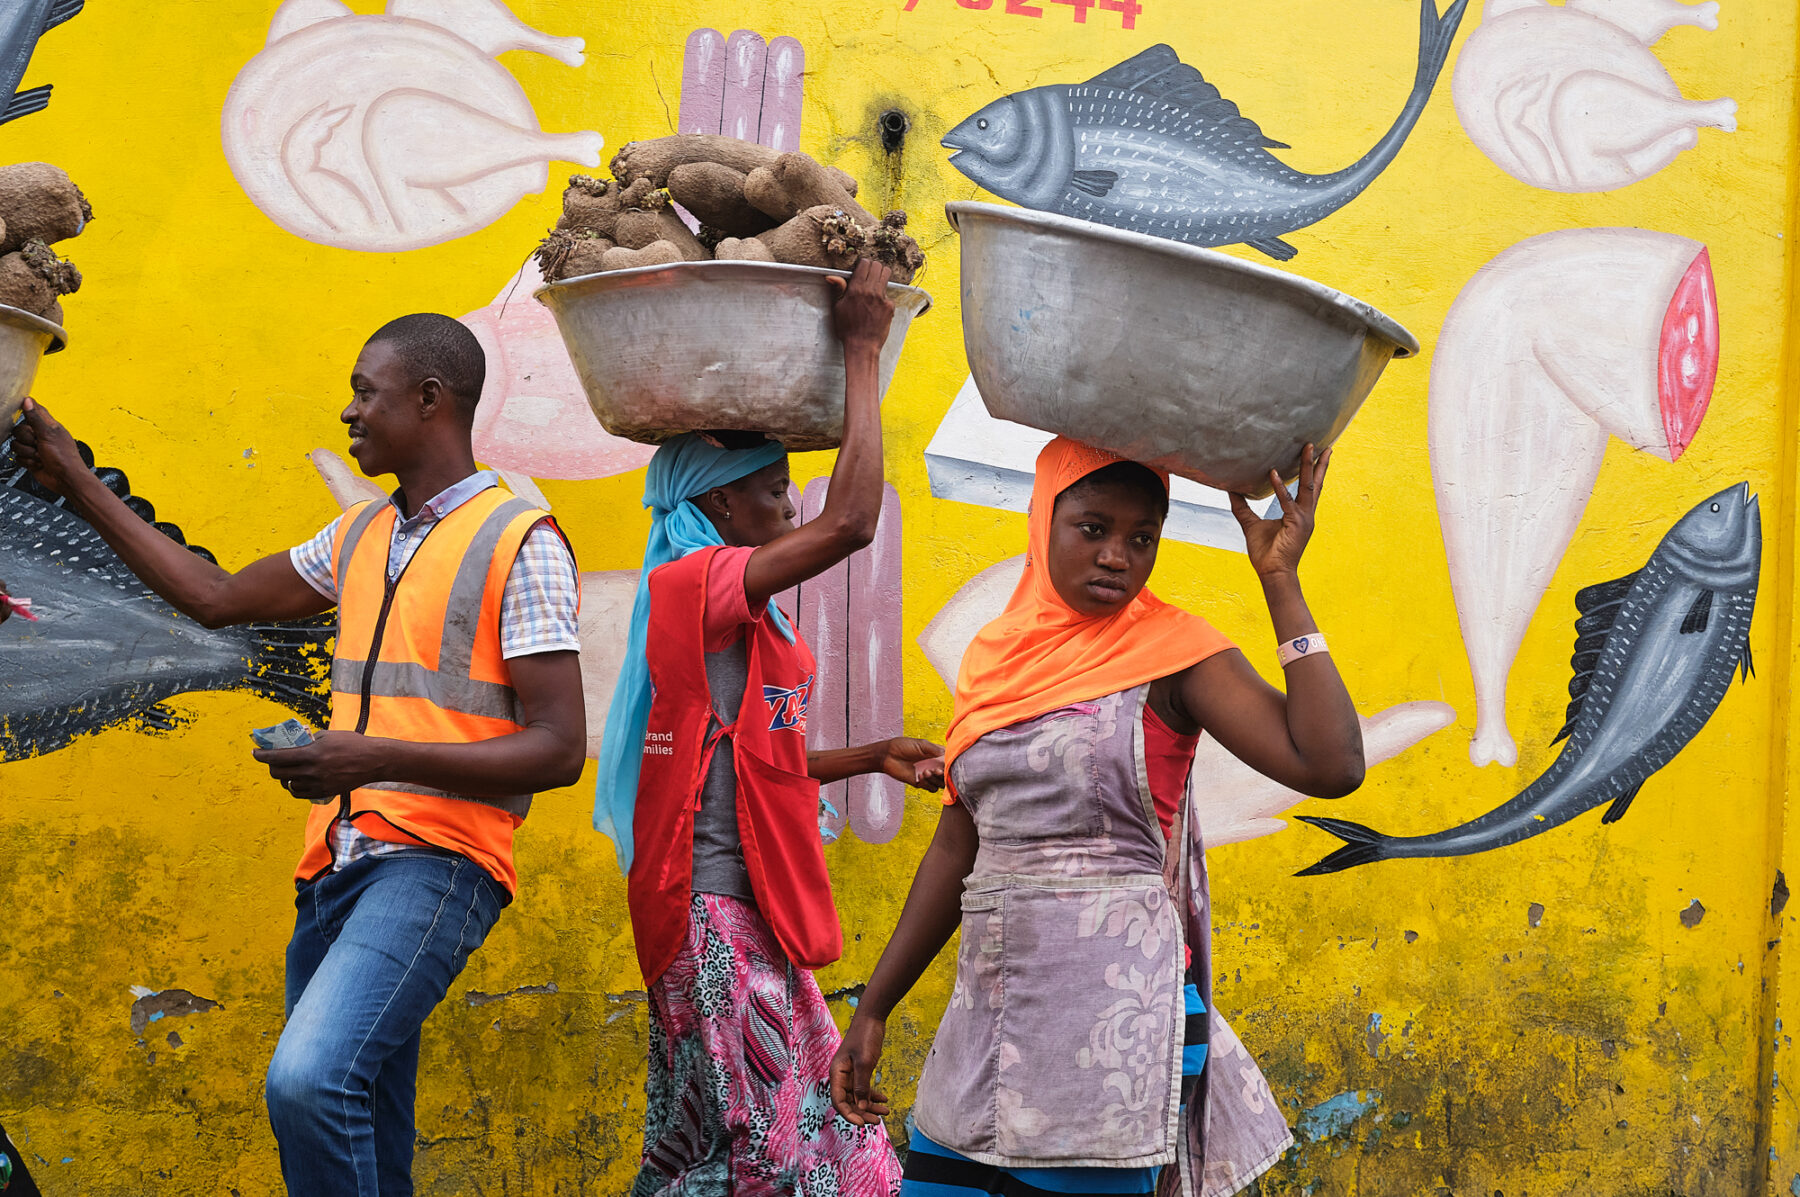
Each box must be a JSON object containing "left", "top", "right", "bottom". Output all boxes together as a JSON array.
[
  {"left": 1167, "top": 445, "right": 1365, "bottom": 798},
  {"left": 740, "top": 258, "right": 895, "bottom": 607}
]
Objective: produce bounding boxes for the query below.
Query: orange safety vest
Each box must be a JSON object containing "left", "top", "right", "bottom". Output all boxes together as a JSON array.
[{"left": 294, "top": 487, "right": 568, "bottom": 896}]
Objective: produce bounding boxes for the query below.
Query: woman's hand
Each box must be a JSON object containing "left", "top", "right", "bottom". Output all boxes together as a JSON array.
[
  {"left": 881, "top": 736, "right": 945, "bottom": 791},
  {"left": 830, "top": 1013, "right": 891, "bottom": 1126},
  {"left": 1229, "top": 443, "right": 1332, "bottom": 580},
  {"left": 826, "top": 258, "right": 895, "bottom": 352}
]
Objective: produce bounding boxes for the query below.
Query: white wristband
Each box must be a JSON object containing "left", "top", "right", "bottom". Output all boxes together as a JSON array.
[{"left": 1276, "top": 634, "right": 1327, "bottom": 667}]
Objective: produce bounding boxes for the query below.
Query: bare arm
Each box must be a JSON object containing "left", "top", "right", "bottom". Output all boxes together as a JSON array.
[
  {"left": 12, "top": 398, "right": 332, "bottom": 626},
  {"left": 808, "top": 736, "right": 945, "bottom": 789},
  {"left": 254, "top": 649, "right": 587, "bottom": 800},
  {"left": 1158, "top": 446, "right": 1363, "bottom": 797},
  {"left": 829, "top": 799, "right": 979, "bottom": 1124},
  {"left": 741, "top": 258, "right": 895, "bottom": 607}
]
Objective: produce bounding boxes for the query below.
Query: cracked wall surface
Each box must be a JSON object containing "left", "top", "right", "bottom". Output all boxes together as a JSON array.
[{"left": 4, "top": 1, "right": 1800, "bottom": 1195}]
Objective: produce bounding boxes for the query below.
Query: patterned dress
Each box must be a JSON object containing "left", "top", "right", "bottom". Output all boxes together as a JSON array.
[
  {"left": 633, "top": 892, "right": 902, "bottom": 1196},
  {"left": 907, "top": 686, "right": 1293, "bottom": 1197}
]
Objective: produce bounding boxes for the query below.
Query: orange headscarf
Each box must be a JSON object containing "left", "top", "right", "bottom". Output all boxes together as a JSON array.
[{"left": 944, "top": 437, "right": 1235, "bottom": 778}]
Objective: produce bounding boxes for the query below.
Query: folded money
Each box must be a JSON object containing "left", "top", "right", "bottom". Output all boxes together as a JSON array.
[{"left": 251, "top": 717, "right": 315, "bottom": 750}]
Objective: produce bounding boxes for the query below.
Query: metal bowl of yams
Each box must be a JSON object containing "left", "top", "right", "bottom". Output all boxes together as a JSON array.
[{"left": 537, "top": 260, "right": 930, "bottom": 451}]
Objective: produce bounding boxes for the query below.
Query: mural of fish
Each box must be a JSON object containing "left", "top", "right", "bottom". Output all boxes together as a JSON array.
[
  {"left": 941, "top": 0, "right": 1467, "bottom": 260},
  {"left": 1298, "top": 483, "right": 1760, "bottom": 873},
  {"left": 0, "top": 0, "right": 83, "bottom": 127},
  {"left": 0, "top": 435, "right": 330, "bottom": 761}
]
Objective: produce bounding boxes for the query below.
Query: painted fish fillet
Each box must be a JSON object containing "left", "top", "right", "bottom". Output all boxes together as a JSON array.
[
  {"left": 1429, "top": 227, "right": 1717, "bottom": 766},
  {"left": 1299, "top": 484, "right": 1758, "bottom": 872}
]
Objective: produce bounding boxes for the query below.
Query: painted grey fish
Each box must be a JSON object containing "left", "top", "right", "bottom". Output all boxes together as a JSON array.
[
  {"left": 1298, "top": 484, "right": 1760, "bottom": 873},
  {"left": 0, "top": 433, "right": 330, "bottom": 761},
  {"left": 0, "top": 0, "right": 83, "bottom": 127},
  {"left": 941, "top": 0, "right": 1467, "bottom": 261}
]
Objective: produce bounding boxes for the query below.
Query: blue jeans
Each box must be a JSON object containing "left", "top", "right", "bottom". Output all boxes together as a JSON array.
[{"left": 266, "top": 850, "right": 506, "bottom": 1196}]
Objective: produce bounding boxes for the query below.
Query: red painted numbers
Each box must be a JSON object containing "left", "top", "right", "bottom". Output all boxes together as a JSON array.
[
  {"left": 904, "top": 0, "right": 1137, "bottom": 25},
  {"left": 1100, "top": 0, "right": 1141, "bottom": 28}
]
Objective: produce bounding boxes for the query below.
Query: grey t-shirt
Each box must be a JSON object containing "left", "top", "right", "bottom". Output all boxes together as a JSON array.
[{"left": 692, "top": 641, "right": 755, "bottom": 900}]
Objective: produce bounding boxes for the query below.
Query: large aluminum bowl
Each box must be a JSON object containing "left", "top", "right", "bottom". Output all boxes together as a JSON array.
[
  {"left": 0, "top": 303, "right": 66, "bottom": 429},
  {"left": 948, "top": 202, "right": 1418, "bottom": 497},
  {"left": 536, "top": 261, "right": 931, "bottom": 450}
]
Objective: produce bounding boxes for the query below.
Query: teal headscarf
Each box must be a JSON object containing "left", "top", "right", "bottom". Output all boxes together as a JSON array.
[{"left": 594, "top": 433, "right": 793, "bottom": 871}]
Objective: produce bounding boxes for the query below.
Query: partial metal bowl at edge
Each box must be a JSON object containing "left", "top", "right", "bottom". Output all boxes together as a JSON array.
[{"left": 0, "top": 303, "right": 66, "bottom": 432}]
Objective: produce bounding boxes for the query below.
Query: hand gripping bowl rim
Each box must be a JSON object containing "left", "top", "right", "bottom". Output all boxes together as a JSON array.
[
  {"left": 0, "top": 302, "right": 68, "bottom": 354},
  {"left": 532, "top": 259, "right": 932, "bottom": 317},
  {"left": 944, "top": 200, "right": 1419, "bottom": 358}
]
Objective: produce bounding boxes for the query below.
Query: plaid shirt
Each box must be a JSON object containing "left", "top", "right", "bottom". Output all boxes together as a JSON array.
[{"left": 289, "top": 471, "right": 580, "bottom": 869}]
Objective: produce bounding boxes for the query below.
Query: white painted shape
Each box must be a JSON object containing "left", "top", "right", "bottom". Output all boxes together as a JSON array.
[
  {"left": 495, "top": 469, "right": 551, "bottom": 511},
  {"left": 577, "top": 571, "right": 640, "bottom": 760},
  {"left": 1191, "top": 700, "right": 1457, "bottom": 847},
  {"left": 222, "top": 9, "right": 602, "bottom": 252},
  {"left": 1566, "top": 0, "right": 1720, "bottom": 42},
  {"left": 924, "top": 376, "right": 1277, "bottom": 553},
  {"left": 306, "top": 447, "right": 387, "bottom": 511},
  {"left": 917, "top": 554, "right": 1024, "bottom": 691},
  {"left": 1452, "top": 3, "right": 1733, "bottom": 192},
  {"left": 1426, "top": 228, "right": 1707, "bottom": 766},
  {"left": 387, "top": 0, "right": 586, "bottom": 66},
  {"left": 269, "top": 0, "right": 353, "bottom": 43}
]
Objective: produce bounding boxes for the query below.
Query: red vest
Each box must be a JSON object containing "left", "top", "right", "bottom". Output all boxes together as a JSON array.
[{"left": 629, "top": 547, "right": 842, "bottom": 984}]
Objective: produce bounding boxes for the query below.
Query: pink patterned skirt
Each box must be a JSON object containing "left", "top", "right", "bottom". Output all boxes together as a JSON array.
[{"left": 632, "top": 892, "right": 902, "bottom": 1197}]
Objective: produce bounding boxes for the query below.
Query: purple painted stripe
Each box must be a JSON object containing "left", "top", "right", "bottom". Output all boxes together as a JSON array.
[
  {"left": 679, "top": 28, "right": 727, "bottom": 135},
  {"left": 794, "top": 479, "right": 851, "bottom": 842},
  {"left": 759, "top": 36, "right": 805, "bottom": 153},
  {"left": 848, "top": 484, "right": 904, "bottom": 843},
  {"left": 720, "top": 30, "right": 769, "bottom": 144}
]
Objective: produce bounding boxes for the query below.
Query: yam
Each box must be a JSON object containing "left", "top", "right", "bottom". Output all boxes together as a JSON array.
[
  {"left": 0, "top": 163, "right": 89, "bottom": 254},
  {"left": 756, "top": 206, "right": 864, "bottom": 271},
  {"left": 666, "top": 162, "right": 776, "bottom": 238},
  {"left": 826, "top": 166, "right": 860, "bottom": 198},
  {"left": 599, "top": 240, "right": 684, "bottom": 272},
  {"left": 0, "top": 239, "right": 79, "bottom": 317},
  {"left": 613, "top": 206, "right": 709, "bottom": 260},
  {"left": 714, "top": 236, "right": 775, "bottom": 263},
  {"left": 744, "top": 153, "right": 874, "bottom": 225},
  {"left": 537, "top": 227, "right": 617, "bottom": 281},
  {"left": 559, "top": 175, "right": 659, "bottom": 238},
  {"left": 561, "top": 237, "right": 616, "bottom": 278},
  {"left": 609, "top": 134, "right": 783, "bottom": 188},
  {"left": 867, "top": 210, "right": 925, "bottom": 284}
]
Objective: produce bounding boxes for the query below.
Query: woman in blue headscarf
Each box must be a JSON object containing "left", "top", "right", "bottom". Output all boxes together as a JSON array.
[{"left": 599, "top": 259, "right": 942, "bottom": 1197}]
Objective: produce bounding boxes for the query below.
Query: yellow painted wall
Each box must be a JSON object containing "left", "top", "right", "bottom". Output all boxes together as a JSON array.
[{"left": 3, "top": 0, "right": 1799, "bottom": 1193}]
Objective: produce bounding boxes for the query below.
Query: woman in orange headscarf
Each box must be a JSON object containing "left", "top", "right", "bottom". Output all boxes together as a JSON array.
[{"left": 829, "top": 436, "right": 1365, "bottom": 1196}]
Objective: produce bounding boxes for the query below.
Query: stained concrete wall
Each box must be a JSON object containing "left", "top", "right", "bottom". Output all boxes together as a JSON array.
[{"left": 3, "top": 0, "right": 1800, "bottom": 1193}]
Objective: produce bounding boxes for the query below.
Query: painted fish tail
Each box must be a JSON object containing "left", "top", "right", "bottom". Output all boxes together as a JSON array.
[
  {"left": 1294, "top": 814, "right": 1394, "bottom": 875},
  {"left": 244, "top": 615, "right": 334, "bottom": 728},
  {"left": 1415, "top": 0, "right": 1469, "bottom": 95}
]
